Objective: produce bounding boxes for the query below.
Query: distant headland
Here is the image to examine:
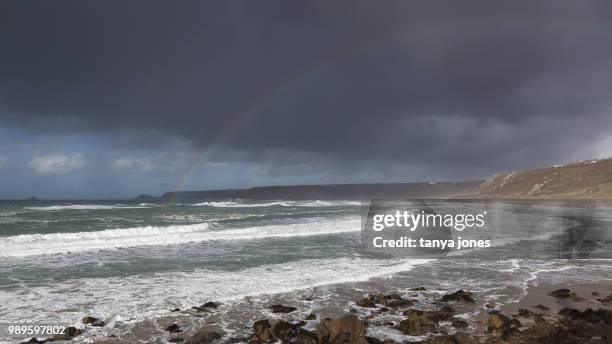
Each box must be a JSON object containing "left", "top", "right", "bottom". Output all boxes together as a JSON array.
[{"left": 162, "top": 158, "right": 612, "bottom": 200}]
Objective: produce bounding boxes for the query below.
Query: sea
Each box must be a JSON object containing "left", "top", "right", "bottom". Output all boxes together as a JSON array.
[{"left": 0, "top": 199, "right": 611, "bottom": 343}]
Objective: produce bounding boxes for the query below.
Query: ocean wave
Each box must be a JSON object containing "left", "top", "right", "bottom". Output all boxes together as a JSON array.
[
  {"left": 0, "top": 217, "right": 361, "bottom": 257},
  {"left": 23, "top": 204, "right": 151, "bottom": 211},
  {"left": 190, "top": 200, "right": 361, "bottom": 207},
  {"left": 0, "top": 257, "right": 432, "bottom": 324}
]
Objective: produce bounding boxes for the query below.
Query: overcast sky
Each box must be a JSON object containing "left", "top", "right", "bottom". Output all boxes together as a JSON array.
[{"left": 1, "top": 1, "right": 612, "bottom": 198}]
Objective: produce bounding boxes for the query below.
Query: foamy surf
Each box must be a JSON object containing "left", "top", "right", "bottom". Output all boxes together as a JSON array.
[
  {"left": 190, "top": 200, "right": 361, "bottom": 207},
  {"left": 0, "top": 257, "right": 433, "bottom": 323},
  {"left": 23, "top": 204, "right": 151, "bottom": 211},
  {"left": 0, "top": 217, "right": 361, "bottom": 257}
]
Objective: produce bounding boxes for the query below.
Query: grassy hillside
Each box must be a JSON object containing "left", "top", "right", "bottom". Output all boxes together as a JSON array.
[{"left": 475, "top": 158, "right": 612, "bottom": 199}]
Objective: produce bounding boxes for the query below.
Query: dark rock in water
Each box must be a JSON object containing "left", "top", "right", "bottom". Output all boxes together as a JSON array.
[
  {"left": 192, "top": 302, "right": 218, "bottom": 311},
  {"left": 452, "top": 319, "right": 468, "bottom": 329},
  {"left": 166, "top": 324, "right": 182, "bottom": 333},
  {"left": 485, "top": 304, "right": 495, "bottom": 309},
  {"left": 201, "top": 302, "right": 218, "bottom": 309},
  {"left": 272, "top": 320, "right": 298, "bottom": 342},
  {"left": 81, "top": 316, "right": 98, "bottom": 324},
  {"left": 548, "top": 288, "right": 571, "bottom": 298},
  {"left": 410, "top": 287, "right": 426, "bottom": 291},
  {"left": 316, "top": 315, "right": 367, "bottom": 344},
  {"left": 440, "top": 290, "right": 475, "bottom": 303},
  {"left": 547, "top": 288, "right": 584, "bottom": 301},
  {"left": 592, "top": 291, "right": 600, "bottom": 296},
  {"left": 251, "top": 319, "right": 274, "bottom": 343},
  {"left": 67, "top": 326, "right": 81, "bottom": 337},
  {"left": 22, "top": 338, "right": 46, "bottom": 344},
  {"left": 81, "top": 316, "right": 105, "bottom": 327},
  {"left": 48, "top": 326, "right": 81, "bottom": 341},
  {"left": 305, "top": 313, "right": 316, "bottom": 320},
  {"left": 186, "top": 329, "right": 221, "bottom": 344},
  {"left": 598, "top": 294, "right": 612, "bottom": 305},
  {"left": 357, "top": 293, "right": 413, "bottom": 308},
  {"left": 398, "top": 310, "right": 436, "bottom": 336},
  {"left": 169, "top": 338, "right": 185, "bottom": 343},
  {"left": 533, "top": 304, "right": 550, "bottom": 311},
  {"left": 171, "top": 307, "right": 181, "bottom": 312},
  {"left": 378, "top": 307, "right": 389, "bottom": 313},
  {"left": 297, "top": 329, "right": 318, "bottom": 344},
  {"left": 386, "top": 299, "right": 413, "bottom": 309},
  {"left": 268, "top": 304, "right": 297, "bottom": 313},
  {"left": 558, "top": 307, "right": 581, "bottom": 319},
  {"left": 356, "top": 297, "right": 376, "bottom": 308}
]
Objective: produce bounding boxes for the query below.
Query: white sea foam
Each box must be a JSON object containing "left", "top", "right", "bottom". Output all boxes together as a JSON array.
[
  {"left": 190, "top": 200, "right": 360, "bottom": 207},
  {"left": 0, "top": 257, "right": 432, "bottom": 324},
  {"left": 0, "top": 217, "right": 361, "bottom": 257},
  {"left": 23, "top": 204, "right": 150, "bottom": 211}
]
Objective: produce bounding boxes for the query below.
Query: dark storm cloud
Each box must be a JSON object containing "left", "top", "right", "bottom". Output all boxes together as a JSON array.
[{"left": 1, "top": 0, "right": 612, "bottom": 174}]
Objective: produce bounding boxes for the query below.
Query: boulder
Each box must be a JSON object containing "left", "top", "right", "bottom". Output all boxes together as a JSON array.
[
  {"left": 81, "top": 316, "right": 105, "bottom": 327},
  {"left": 487, "top": 313, "right": 513, "bottom": 332},
  {"left": 356, "top": 297, "right": 376, "bottom": 308},
  {"left": 192, "top": 302, "right": 218, "bottom": 312},
  {"left": 316, "top": 315, "right": 367, "bottom": 344},
  {"left": 440, "top": 290, "right": 475, "bottom": 303},
  {"left": 398, "top": 310, "right": 435, "bottom": 336},
  {"left": 251, "top": 319, "right": 274, "bottom": 343},
  {"left": 558, "top": 307, "right": 581, "bottom": 319},
  {"left": 297, "top": 329, "right": 319, "bottom": 344},
  {"left": 48, "top": 326, "right": 81, "bottom": 341},
  {"left": 548, "top": 288, "right": 571, "bottom": 298},
  {"left": 452, "top": 319, "right": 468, "bottom": 329},
  {"left": 547, "top": 288, "right": 583, "bottom": 301},
  {"left": 166, "top": 324, "right": 182, "bottom": 333},
  {"left": 558, "top": 307, "right": 612, "bottom": 325},
  {"left": 386, "top": 299, "right": 413, "bottom": 309},
  {"left": 201, "top": 302, "right": 218, "bottom": 309},
  {"left": 272, "top": 321, "right": 298, "bottom": 342},
  {"left": 305, "top": 314, "right": 316, "bottom": 320}
]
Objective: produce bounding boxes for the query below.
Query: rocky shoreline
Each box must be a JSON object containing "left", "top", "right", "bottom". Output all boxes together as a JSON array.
[{"left": 19, "top": 285, "right": 612, "bottom": 344}]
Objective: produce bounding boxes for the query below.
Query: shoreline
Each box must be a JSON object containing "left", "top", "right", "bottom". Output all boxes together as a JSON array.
[{"left": 17, "top": 278, "right": 612, "bottom": 344}]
